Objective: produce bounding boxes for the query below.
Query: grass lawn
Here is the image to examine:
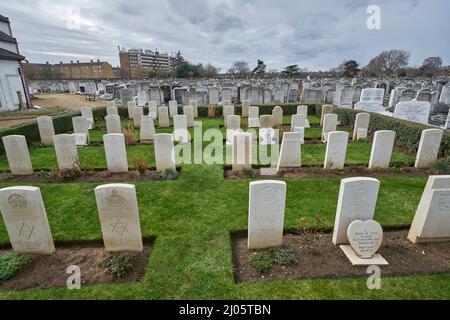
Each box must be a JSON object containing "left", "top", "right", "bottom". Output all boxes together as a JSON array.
[
  {"left": 0, "top": 116, "right": 447, "bottom": 299},
  {"left": 0, "top": 117, "right": 415, "bottom": 171}
]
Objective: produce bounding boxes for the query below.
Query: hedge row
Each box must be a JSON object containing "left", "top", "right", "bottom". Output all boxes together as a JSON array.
[{"left": 334, "top": 108, "right": 450, "bottom": 158}]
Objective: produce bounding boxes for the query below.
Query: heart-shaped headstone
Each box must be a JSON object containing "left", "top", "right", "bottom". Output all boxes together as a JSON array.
[{"left": 347, "top": 220, "right": 383, "bottom": 259}]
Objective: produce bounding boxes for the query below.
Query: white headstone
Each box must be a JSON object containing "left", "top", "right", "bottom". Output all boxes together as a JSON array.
[
  {"left": 223, "top": 106, "right": 235, "bottom": 127},
  {"left": 183, "top": 105, "right": 194, "bottom": 128},
  {"left": 232, "top": 132, "right": 252, "bottom": 171},
  {"left": 248, "top": 180, "right": 287, "bottom": 249},
  {"left": 103, "top": 134, "right": 128, "bottom": 173},
  {"left": 272, "top": 106, "right": 283, "bottom": 126},
  {"left": 394, "top": 100, "right": 431, "bottom": 124},
  {"left": 353, "top": 113, "right": 370, "bottom": 140},
  {"left": 133, "top": 107, "right": 144, "bottom": 128},
  {"left": 80, "top": 107, "right": 94, "bottom": 129},
  {"left": 415, "top": 129, "right": 443, "bottom": 169},
  {"left": 140, "top": 116, "right": 156, "bottom": 144},
  {"left": 107, "top": 106, "right": 119, "bottom": 116},
  {"left": 94, "top": 184, "right": 143, "bottom": 252},
  {"left": 324, "top": 131, "right": 348, "bottom": 170},
  {"left": 53, "top": 134, "right": 79, "bottom": 170},
  {"left": 169, "top": 100, "right": 178, "bottom": 118},
  {"left": 242, "top": 100, "right": 250, "bottom": 117},
  {"left": 0, "top": 186, "right": 55, "bottom": 254},
  {"left": 173, "top": 115, "right": 190, "bottom": 144},
  {"left": 368, "top": 130, "right": 396, "bottom": 169},
  {"left": 2, "top": 135, "right": 33, "bottom": 175},
  {"left": 127, "top": 101, "right": 137, "bottom": 119},
  {"left": 322, "top": 113, "right": 338, "bottom": 143},
  {"left": 37, "top": 116, "right": 55, "bottom": 145},
  {"left": 332, "top": 177, "right": 380, "bottom": 245},
  {"left": 408, "top": 175, "right": 450, "bottom": 243},
  {"left": 105, "top": 115, "right": 122, "bottom": 134},
  {"left": 154, "top": 133, "right": 176, "bottom": 172},
  {"left": 277, "top": 132, "right": 301, "bottom": 170},
  {"left": 158, "top": 106, "right": 170, "bottom": 128}
]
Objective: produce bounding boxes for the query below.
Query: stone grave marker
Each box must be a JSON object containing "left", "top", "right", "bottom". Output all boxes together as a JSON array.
[
  {"left": 332, "top": 177, "right": 380, "bottom": 245},
  {"left": 415, "top": 129, "right": 443, "bottom": 169},
  {"left": 140, "top": 116, "right": 156, "bottom": 144},
  {"left": 408, "top": 175, "right": 450, "bottom": 243},
  {"left": 154, "top": 133, "right": 176, "bottom": 172},
  {"left": 2, "top": 135, "right": 33, "bottom": 175},
  {"left": 103, "top": 134, "right": 128, "bottom": 173},
  {"left": 232, "top": 133, "right": 252, "bottom": 171},
  {"left": 353, "top": 113, "right": 370, "bottom": 140},
  {"left": 276, "top": 132, "right": 301, "bottom": 171},
  {"left": 53, "top": 134, "right": 79, "bottom": 170},
  {"left": 94, "top": 183, "right": 143, "bottom": 252},
  {"left": 105, "top": 115, "right": 122, "bottom": 134},
  {"left": 322, "top": 113, "right": 338, "bottom": 143},
  {"left": 183, "top": 105, "right": 194, "bottom": 128},
  {"left": 0, "top": 186, "right": 55, "bottom": 254},
  {"left": 324, "top": 131, "right": 348, "bottom": 170},
  {"left": 369, "top": 130, "right": 396, "bottom": 169},
  {"left": 248, "top": 180, "right": 287, "bottom": 249},
  {"left": 158, "top": 106, "right": 170, "bottom": 128},
  {"left": 173, "top": 115, "right": 190, "bottom": 144},
  {"left": 37, "top": 116, "right": 55, "bottom": 145}
]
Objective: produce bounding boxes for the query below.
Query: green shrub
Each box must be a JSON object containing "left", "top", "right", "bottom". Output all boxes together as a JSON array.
[
  {"left": 162, "top": 168, "right": 178, "bottom": 180},
  {"left": 100, "top": 253, "right": 134, "bottom": 278},
  {"left": 271, "top": 248, "right": 297, "bottom": 265},
  {"left": 241, "top": 167, "right": 256, "bottom": 178},
  {"left": 334, "top": 108, "right": 450, "bottom": 157},
  {"left": 433, "top": 160, "right": 450, "bottom": 174},
  {"left": 249, "top": 252, "right": 273, "bottom": 274},
  {"left": 0, "top": 252, "right": 31, "bottom": 280}
]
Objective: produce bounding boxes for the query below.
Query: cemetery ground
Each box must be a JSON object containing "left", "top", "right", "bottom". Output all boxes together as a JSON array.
[{"left": 0, "top": 112, "right": 449, "bottom": 299}]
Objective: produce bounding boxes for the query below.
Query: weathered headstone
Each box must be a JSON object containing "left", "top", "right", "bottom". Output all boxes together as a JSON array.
[
  {"left": 2, "top": 135, "right": 33, "bottom": 175},
  {"left": 415, "top": 129, "right": 443, "bottom": 169},
  {"left": 242, "top": 100, "right": 250, "bottom": 117},
  {"left": 320, "top": 104, "right": 334, "bottom": 126},
  {"left": 394, "top": 100, "right": 431, "bottom": 124},
  {"left": 169, "top": 100, "right": 178, "bottom": 118},
  {"left": 103, "top": 134, "right": 128, "bottom": 173},
  {"left": 369, "top": 130, "right": 396, "bottom": 169},
  {"left": 232, "top": 133, "right": 252, "bottom": 171},
  {"left": 276, "top": 132, "right": 301, "bottom": 170},
  {"left": 183, "top": 105, "right": 194, "bottom": 128},
  {"left": 154, "top": 133, "right": 176, "bottom": 172},
  {"left": 353, "top": 113, "right": 370, "bottom": 140},
  {"left": 80, "top": 107, "right": 94, "bottom": 129},
  {"left": 140, "top": 116, "right": 156, "bottom": 144},
  {"left": 322, "top": 113, "right": 338, "bottom": 143},
  {"left": 94, "top": 183, "right": 143, "bottom": 252},
  {"left": 408, "top": 175, "right": 450, "bottom": 243},
  {"left": 37, "top": 116, "right": 55, "bottom": 145},
  {"left": 127, "top": 101, "right": 137, "bottom": 119},
  {"left": 158, "top": 106, "right": 170, "bottom": 128},
  {"left": 248, "top": 107, "right": 260, "bottom": 128},
  {"left": 0, "top": 186, "right": 55, "bottom": 254},
  {"left": 324, "top": 131, "right": 348, "bottom": 170},
  {"left": 133, "top": 107, "right": 144, "bottom": 128},
  {"left": 332, "top": 177, "right": 380, "bottom": 245},
  {"left": 173, "top": 115, "right": 190, "bottom": 144},
  {"left": 189, "top": 100, "right": 198, "bottom": 118},
  {"left": 107, "top": 106, "right": 119, "bottom": 116},
  {"left": 223, "top": 106, "right": 235, "bottom": 127},
  {"left": 53, "top": 134, "right": 79, "bottom": 170},
  {"left": 105, "top": 115, "right": 122, "bottom": 134},
  {"left": 248, "top": 180, "right": 287, "bottom": 249},
  {"left": 272, "top": 106, "right": 283, "bottom": 126}
]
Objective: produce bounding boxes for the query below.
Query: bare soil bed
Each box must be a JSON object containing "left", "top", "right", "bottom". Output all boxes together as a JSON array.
[
  {"left": 232, "top": 229, "right": 450, "bottom": 283},
  {"left": 225, "top": 166, "right": 431, "bottom": 180},
  {"left": 0, "top": 169, "right": 179, "bottom": 183},
  {"left": 0, "top": 239, "right": 154, "bottom": 290}
]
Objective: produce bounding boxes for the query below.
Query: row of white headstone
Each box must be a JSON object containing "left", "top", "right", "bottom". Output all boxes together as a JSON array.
[
  {"left": 0, "top": 184, "right": 144, "bottom": 254},
  {"left": 2, "top": 133, "right": 177, "bottom": 175},
  {"left": 248, "top": 175, "right": 450, "bottom": 265}
]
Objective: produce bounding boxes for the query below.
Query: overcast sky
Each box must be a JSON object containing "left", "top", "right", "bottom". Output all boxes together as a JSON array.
[{"left": 1, "top": 0, "right": 449, "bottom": 71}]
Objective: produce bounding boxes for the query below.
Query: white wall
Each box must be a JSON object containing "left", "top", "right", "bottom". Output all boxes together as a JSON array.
[{"left": 0, "top": 60, "right": 25, "bottom": 111}]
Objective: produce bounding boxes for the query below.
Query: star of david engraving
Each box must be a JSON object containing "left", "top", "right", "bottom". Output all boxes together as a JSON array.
[
  {"left": 111, "top": 219, "right": 128, "bottom": 236},
  {"left": 17, "top": 222, "right": 34, "bottom": 240}
]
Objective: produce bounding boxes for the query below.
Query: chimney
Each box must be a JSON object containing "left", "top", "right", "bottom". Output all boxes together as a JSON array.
[
  {"left": 46, "top": 61, "right": 49, "bottom": 64},
  {"left": 77, "top": 60, "right": 79, "bottom": 63},
  {"left": 97, "top": 59, "right": 100, "bottom": 62},
  {"left": 90, "top": 59, "right": 93, "bottom": 63},
  {"left": 70, "top": 60, "right": 73, "bottom": 64},
  {"left": 60, "top": 61, "right": 63, "bottom": 64}
]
